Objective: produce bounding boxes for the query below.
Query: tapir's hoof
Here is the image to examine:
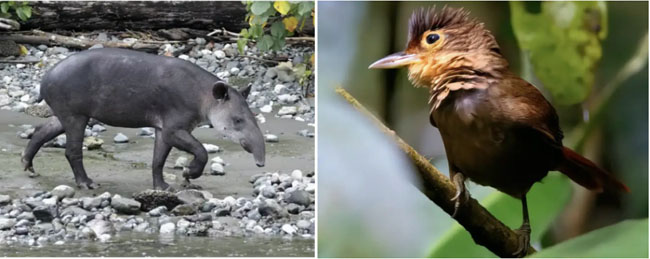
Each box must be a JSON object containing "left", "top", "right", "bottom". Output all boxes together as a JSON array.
[
  {"left": 77, "top": 180, "right": 99, "bottom": 190},
  {"left": 182, "top": 168, "right": 203, "bottom": 180},
  {"left": 154, "top": 182, "right": 174, "bottom": 192},
  {"left": 28, "top": 171, "right": 40, "bottom": 178}
]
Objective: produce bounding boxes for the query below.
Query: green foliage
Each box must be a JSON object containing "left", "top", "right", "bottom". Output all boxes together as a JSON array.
[
  {"left": 238, "top": 1, "right": 314, "bottom": 53},
  {"left": 428, "top": 172, "right": 572, "bottom": 257},
  {"left": 0, "top": 1, "right": 31, "bottom": 21},
  {"left": 510, "top": 1, "right": 607, "bottom": 105},
  {"left": 531, "top": 218, "right": 648, "bottom": 258}
]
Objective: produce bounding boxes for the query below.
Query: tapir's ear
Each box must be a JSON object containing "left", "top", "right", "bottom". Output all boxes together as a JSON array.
[
  {"left": 240, "top": 84, "right": 252, "bottom": 98},
  {"left": 213, "top": 81, "right": 229, "bottom": 100}
]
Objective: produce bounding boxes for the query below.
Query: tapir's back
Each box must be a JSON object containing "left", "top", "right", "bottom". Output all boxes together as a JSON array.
[{"left": 40, "top": 48, "right": 216, "bottom": 127}]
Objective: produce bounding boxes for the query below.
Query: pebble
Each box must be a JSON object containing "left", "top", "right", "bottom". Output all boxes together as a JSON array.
[
  {"left": 0, "top": 194, "right": 11, "bottom": 205},
  {"left": 264, "top": 134, "right": 279, "bottom": 143},
  {"left": 91, "top": 124, "right": 106, "bottom": 132},
  {"left": 138, "top": 127, "right": 155, "bottom": 136},
  {"left": 291, "top": 169, "right": 303, "bottom": 180},
  {"left": 110, "top": 195, "right": 141, "bottom": 215},
  {"left": 285, "top": 190, "right": 311, "bottom": 207},
  {"left": 113, "top": 133, "right": 129, "bottom": 143},
  {"left": 51, "top": 185, "right": 75, "bottom": 199},
  {"left": 174, "top": 156, "right": 188, "bottom": 169},
  {"left": 202, "top": 143, "right": 220, "bottom": 153},
  {"left": 214, "top": 50, "right": 226, "bottom": 59},
  {"left": 277, "top": 106, "right": 297, "bottom": 116},
  {"left": 33, "top": 206, "right": 57, "bottom": 222},
  {"left": 172, "top": 204, "right": 196, "bottom": 216},
  {"left": 0, "top": 218, "right": 16, "bottom": 230},
  {"left": 260, "top": 104, "right": 273, "bottom": 113},
  {"left": 160, "top": 222, "right": 176, "bottom": 234},
  {"left": 210, "top": 163, "right": 225, "bottom": 176},
  {"left": 281, "top": 224, "right": 296, "bottom": 235}
]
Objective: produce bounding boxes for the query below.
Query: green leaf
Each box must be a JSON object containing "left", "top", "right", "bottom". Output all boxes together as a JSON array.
[
  {"left": 15, "top": 6, "right": 26, "bottom": 21},
  {"left": 270, "top": 21, "right": 286, "bottom": 38},
  {"left": 237, "top": 38, "right": 247, "bottom": 55},
  {"left": 510, "top": 2, "right": 607, "bottom": 105},
  {"left": 250, "top": 14, "right": 269, "bottom": 26},
  {"left": 20, "top": 5, "right": 30, "bottom": 18},
  {"left": 249, "top": 24, "right": 264, "bottom": 39},
  {"left": 428, "top": 172, "right": 572, "bottom": 257},
  {"left": 256, "top": 34, "right": 274, "bottom": 51},
  {"left": 240, "top": 28, "right": 249, "bottom": 38},
  {"left": 1, "top": 3, "right": 9, "bottom": 14},
  {"left": 250, "top": 1, "right": 271, "bottom": 15},
  {"left": 531, "top": 218, "right": 648, "bottom": 258},
  {"left": 298, "top": 1, "right": 314, "bottom": 17},
  {"left": 271, "top": 36, "right": 285, "bottom": 51}
]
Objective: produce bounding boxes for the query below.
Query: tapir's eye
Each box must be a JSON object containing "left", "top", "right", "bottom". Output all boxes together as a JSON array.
[{"left": 233, "top": 117, "right": 243, "bottom": 124}]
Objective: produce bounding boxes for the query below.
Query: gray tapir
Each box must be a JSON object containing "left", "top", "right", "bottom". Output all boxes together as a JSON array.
[{"left": 21, "top": 48, "right": 265, "bottom": 190}]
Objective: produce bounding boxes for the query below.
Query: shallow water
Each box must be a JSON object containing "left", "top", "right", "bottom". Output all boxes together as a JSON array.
[{"left": 0, "top": 232, "right": 314, "bottom": 257}]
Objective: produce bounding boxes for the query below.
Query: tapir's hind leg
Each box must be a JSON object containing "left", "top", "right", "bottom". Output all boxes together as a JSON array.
[
  {"left": 21, "top": 116, "right": 64, "bottom": 178},
  {"left": 59, "top": 115, "right": 97, "bottom": 189}
]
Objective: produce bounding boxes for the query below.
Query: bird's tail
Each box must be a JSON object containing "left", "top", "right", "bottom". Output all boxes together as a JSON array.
[{"left": 557, "top": 147, "right": 629, "bottom": 193}]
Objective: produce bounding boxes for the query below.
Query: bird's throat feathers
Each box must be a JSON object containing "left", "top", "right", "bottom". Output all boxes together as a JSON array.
[{"left": 406, "top": 50, "right": 508, "bottom": 111}]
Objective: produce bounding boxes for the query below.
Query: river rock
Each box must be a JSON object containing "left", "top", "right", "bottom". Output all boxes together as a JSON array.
[
  {"left": 51, "top": 185, "right": 75, "bottom": 199},
  {"left": 147, "top": 206, "right": 168, "bottom": 217},
  {"left": 210, "top": 163, "right": 225, "bottom": 176},
  {"left": 176, "top": 190, "right": 206, "bottom": 206},
  {"left": 277, "top": 106, "right": 297, "bottom": 116},
  {"left": 25, "top": 103, "right": 53, "bottom": 118},
  {"left": 286, "top": 204, "right": 301, "bottom": 214},
  {"left": 0, "top": 218, "right": 16, "bottom": 230},
  {"left": 17, "top": 211, "right": 35, "bottom": 221},
  {"left": 291, "top": 169, "right": 303, "bottom": 180},
  {"left": 281, "top": 224, "right": 296, "bottom": 235},
  {"left": 172, "top": 204, "right": 196, "bottom": 216},
  {"left": 113, "top": 133, "right": 129, "bottom": 143},
  {"left": 81, "top": 196, "right": 102, "bottom": 210},
  {"left": 285, "top": 190, "right": 311, "bottom": 206},
  {"left": 91, "top": 124, "right": 106, "bottom": 132},
  {"left": 61, "top": 206, "right": 91, "bottom": 217},
  {"left": 83, "top": 136, "right": 104, "bottom": 150},
  {"left": 264, "top": 134, "right": 278, "bottom": 143},
  {"left": 133, "top": 190, "right": 182, "bottom": 211},
  {"left": 110, "top": 195, "right": 141, "bottom": 215},
  {"left": 87, "top": 218, "right": 114, "bottom": 238},
  {"left": 202, "top": 143, "right": 220, "bottom": 153},
  {"left": 138, "top": 127, "right": 154, "bottom": 136},
  {"left": 160, "top": 222, "right": 176, "bottom": 234},
  {"left": 174, "top": 156, "right": 188, "bottom": 169},
  {"left": 33, "top": 206, "right": 57, "bottom": 222},
  {"left": 0, "top": 194, "right": 11, "bottom": 205}
]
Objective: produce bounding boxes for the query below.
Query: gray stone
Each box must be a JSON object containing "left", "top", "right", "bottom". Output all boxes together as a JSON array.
[
  {"left": 87, "top": 218, "right": 114, "bottom": 237},
  {"left": 264, "top": 134, "right": 279, "bottom": 143},
  {"left": 91, "top": 124, "right": 106, "bottom": 132},
  {"left": 0, "top": 218, "right": 15, "bottom": 230},
  {"left": 33, "top": 206, "right": 57, "bottom": 222},
  {"left": 210, "top": 163, "right": 225, "bottom": 175},
  {"left": 50, "top": 47, "right": 69, "bottom": 55},
  {"left": 147, "top": 206, "right": 168, "bottom": 217},
  {"left": 81, "top": 196, "right": 102, "bottom": 210},
  {"left": 286, "top": 203, "right": 301, "bottom": 214},
  {"left": 285, "top": 190, "right": 311, "bottom": 206},
  {"left": 277, "top": 106, "right": 297, "bottom": 116},
  {"left": 202, "top": 143, "right": 220, "bottom": 153},
  {"left": 174, "top": 156, "right": 188, "bottom": 169},
  {"left": 176, "top": 190, "right": 206, "bottom": 206},
  {"left": 51, "top": 185, "right": 75, "bottom": 200},
  {"left": 110, "top": 195, "right": 141, "bottom": 215},
  {"left": 281, "top": 224, "right": 296, "bottom": 235},
  {"left": 172, "top": 204, "right": 196, "bottom": 216},
  {"left": 17, "top": 211, "right": 35, "bottom": 221},
  {"left": 160, "top": 222, "right": 175, "bottom": 234},
  {"left": 296, "top": 219, "right": 311, "bottom": 229},
  {"left": 0, "top": 195, "right": 10, "bottom": 206},
  {"left": 113, "top": 133, "right": 129, "bottom": 143},
  {"left": 260, "top": 186, "right": 276, "bottom": 198},
  {"left": 213, "top": 208, "right": 230, "bottom": 217},
  {"left": 83, "top": 136, "right": 104, "bottom": 150},
  {"left": 133, "top": 190, "right": 182, "bottom": 211}
]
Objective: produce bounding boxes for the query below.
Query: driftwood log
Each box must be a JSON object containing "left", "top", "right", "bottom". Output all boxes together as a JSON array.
[{"left": 22, "top": 1, "right": 314, "bottom": 35}]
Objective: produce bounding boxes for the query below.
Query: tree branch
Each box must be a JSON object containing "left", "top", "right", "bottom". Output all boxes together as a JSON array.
[{"left": 335, "top": 87, "right": 536, "bottom": 257}]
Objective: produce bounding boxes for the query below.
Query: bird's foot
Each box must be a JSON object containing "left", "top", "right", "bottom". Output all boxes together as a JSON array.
[
  {"left": 450, "top": 173, "right": 468, "bottom": 218},
  {"left": 512, "top": 222, "right": 531, "bottom": 257}
]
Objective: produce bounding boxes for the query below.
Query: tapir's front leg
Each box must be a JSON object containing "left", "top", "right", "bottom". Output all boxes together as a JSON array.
[
  {"left": 152, "top": 128, "right": 173, "bottom": 191},
  {"left": 162, "top": 128, "right": 208, "bottom": 182}
]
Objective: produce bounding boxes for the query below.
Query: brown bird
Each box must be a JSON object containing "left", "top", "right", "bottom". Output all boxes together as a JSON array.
[{"left": 369, "top": 7, "right": 629, "bottom": 256}]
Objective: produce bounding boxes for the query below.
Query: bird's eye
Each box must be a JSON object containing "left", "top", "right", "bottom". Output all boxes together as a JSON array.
[{"left": 426, "top": 33, "right": 440, "bottom": 44}]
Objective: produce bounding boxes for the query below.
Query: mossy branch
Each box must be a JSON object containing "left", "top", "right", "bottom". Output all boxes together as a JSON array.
[{"left": 335, "top": 87, "right": 536, "bottom": 257}]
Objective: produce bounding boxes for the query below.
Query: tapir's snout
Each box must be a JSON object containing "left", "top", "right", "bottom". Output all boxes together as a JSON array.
[{"left": 240, "top": 135, "right": 265, "bottom": 168}]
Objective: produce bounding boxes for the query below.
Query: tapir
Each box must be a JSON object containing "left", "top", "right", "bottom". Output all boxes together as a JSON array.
[{"left": 21, "top": 48, "right": 265, "bottom": 190}]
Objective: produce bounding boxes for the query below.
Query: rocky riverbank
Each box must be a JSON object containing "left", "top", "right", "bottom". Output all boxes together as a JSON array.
[{"left": 0, "top": 169, "right": 314, "bottom": 246}]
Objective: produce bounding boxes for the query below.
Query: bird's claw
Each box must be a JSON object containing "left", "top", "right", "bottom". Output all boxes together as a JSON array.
[
  {"left": 512, "top": 223, "right": 531, "bottom": 257},
  {"left": 450, "top": 173, "right": 467, "bottom": 218}
]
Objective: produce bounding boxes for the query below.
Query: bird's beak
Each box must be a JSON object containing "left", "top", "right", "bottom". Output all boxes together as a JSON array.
[{"left": 368, "top": 51, "right": 418, "bottom": 69}]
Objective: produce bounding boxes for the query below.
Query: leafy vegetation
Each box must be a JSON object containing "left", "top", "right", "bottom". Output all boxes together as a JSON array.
[
  {"left": 510, "top": 2, "right": 607, "bottom": 105},
  {"left": 0, "top": 1, "right": 31, "bottom": 21},
  {"left": 238, "top": 1, "right": 314, "bottom": 53}
]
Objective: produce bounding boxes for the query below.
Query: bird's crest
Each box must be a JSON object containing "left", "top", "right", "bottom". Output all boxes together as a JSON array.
[{"left": 407, "top": 7, "right": 473, "bottom": 48}]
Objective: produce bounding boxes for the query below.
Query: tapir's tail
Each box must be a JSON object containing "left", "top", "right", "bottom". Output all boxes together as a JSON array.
[{"left": 557, "top": 147, "right": 629, "bottom": 193}]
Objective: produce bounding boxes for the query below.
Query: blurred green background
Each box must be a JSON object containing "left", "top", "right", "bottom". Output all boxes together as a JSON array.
[{"left": 317, "top": 1, "right": 648, "bottom": 257}]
